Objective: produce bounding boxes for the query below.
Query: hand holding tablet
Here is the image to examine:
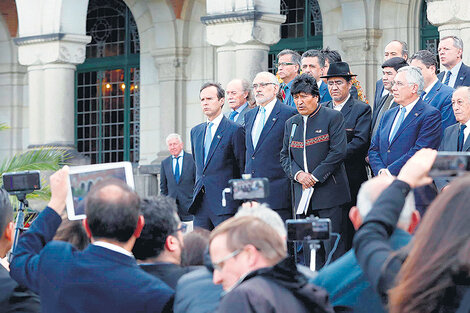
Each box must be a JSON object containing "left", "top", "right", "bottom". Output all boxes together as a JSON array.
[{"left": 66, "top": 162, "right": 135, "bottom": 220}]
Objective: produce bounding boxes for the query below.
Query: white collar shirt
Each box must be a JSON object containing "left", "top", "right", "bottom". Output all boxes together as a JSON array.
[
  {"left": 424, "top": 78, "right": 439, "bottom": 97},
  {"left": 252, "top": 97, "right": 277, "bottom": 138},
  {"left": 172, "top": 150, "right": 184, "bottom": 175},
  {"left": 333, "top": 94, "right": 350, "bottom": 111},
  {"left": 207, "top": 111, "right": 224, "bottom": 139},
  {"left": 93, "top": 241, "right": 134, "bottom": 258},
  {"left": 443, "top": 61, "right": 462, "bottom": 88},
  {"left": 389, "top": 97, "right": 419, "bottom": 141}
]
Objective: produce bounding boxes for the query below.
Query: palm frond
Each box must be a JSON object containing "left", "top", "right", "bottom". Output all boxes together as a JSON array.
[
  {"left": 0, "top": 123, "right": 9, "bottom": 131},
  {"left": 0, "top": 147, "right": 70, "bottom": 175}
]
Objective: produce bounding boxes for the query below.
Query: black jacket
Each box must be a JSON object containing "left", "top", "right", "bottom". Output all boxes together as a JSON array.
[
  {"left": 140, "top": 262, "right": 198, "bottom": 290},
  {"left": 0, "top": 264, "right": 40, "bottom": 313},
  {"left": 217, "top": 257, "right": 335, "bottom": 313}
]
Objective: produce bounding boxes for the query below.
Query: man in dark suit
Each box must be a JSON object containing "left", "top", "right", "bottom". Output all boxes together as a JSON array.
[
  {"left": 10, "top": 167, "right": 174, "bottom": 313},
  {"left": 324, "top": 62, "right": 371, "bottom": 207},
  {"left": 313, "top": 175, "right": 419, "bottom": 313},
  {"left": 410, "top": 50, "right": 456, "bottom": 129},
  {"left": 280, "top": 74, "right": 350, "bottom": 267},
  {"left": 436, "top": 87, "right": 470, "bottom": 190},
  {"left": 133, "top": 196, "right": 196, "bottom": 289},
  {"left": 374, "top": 40, "right": 409, "bottom": 113},
  {"left": 244, "top": 72, "right": 297, "bottom": 221},
  {"left": 438, "top": 36, "right": 470, "bottom": 88},
  {"left": 160, "top": 133, "right": 195, "bottom": 224},
  {"left": 368, "top": 66, "right": 442, "bottom": 215},
  {"left": 371, "top": 57, "right": 408, "bottom": 137},
  {"left": 301, "top": 49, "right": 332, "bottom": 103},
  {"left": 224, "top": 78, "right": 252, "bottom": 126},
  {"left": 0, "top": 188, "right": 40, "bottom": 312},
  {"left": 190, "top": 82, "right": 245, "bottom": 230}
]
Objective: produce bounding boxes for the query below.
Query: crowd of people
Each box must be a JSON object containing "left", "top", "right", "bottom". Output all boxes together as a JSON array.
[{"left": 2, "top": 35, "right": 470, "bottom": 312}]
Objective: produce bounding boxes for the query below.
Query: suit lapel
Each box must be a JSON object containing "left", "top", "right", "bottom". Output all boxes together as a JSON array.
[
  {"left": 389, "top": 100, "right": 424, "bottom": 146},
  {"left": 179, "top": 152, "right": 190, "bottom": 184},
  {"left": 340, "top": 97, "right": 353, "bottom": 119},
  {"left": 456, "top": 64, "right": 467, "bottom": 88},
  {"left": 204, "top": 116, "right": 226, "bottom": 170},
  {"left": 424, "top": 81, "right": 440, "bottom": 104},
  {"left": 254, "top": 101, "right": 281, "bottom": 152},
  {"left": 196, "top": 124, "right": 206, "bottom": 167},
  {"left": 463, "top": 127, "right": 470, "bottom": 151},
  {"left": 166, "top": 157, "right": 177, "bottom": 184},
  {"left": 246, "top": 108, "right": 257, "bottom": 152}
]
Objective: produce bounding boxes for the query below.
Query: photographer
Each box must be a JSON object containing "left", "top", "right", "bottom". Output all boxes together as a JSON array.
[{"left": 354, "top": 148, "right": 470, "bottom": 312}]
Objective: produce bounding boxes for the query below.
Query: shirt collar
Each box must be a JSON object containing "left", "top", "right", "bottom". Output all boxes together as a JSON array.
[
  {"left": 400, "top": 97, "right": 419, "bottom": 113},
  {"left": 317, "top": 80, "right": 322, "bottom": 88},
  {"left": 259, "top": 97, "right": 277, "bottom": 115},
  {"left": 334, "top": 94, "right": 351, "bottom": 109},
  {"left": 93, "top": 241, "right": 134, "bottom": 258},
  {"left": 173, "top": 151, "right": 184, "bottom": 159},
  {"left": 207, "top": 111, "right": 224, "bottom": 127},
  {"left": 233, "top": 102, "right": 248, "bottom": 114},
  {"left": 449, "top": 61, "right": 463, "bottom": 76},
  {"left": 424, "top": 78, "right": 439, "bottom": 95}
]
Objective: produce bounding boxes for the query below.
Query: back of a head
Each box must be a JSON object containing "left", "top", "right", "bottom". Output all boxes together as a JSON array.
[
  {"left": 54, "top": 218, "right": 90, "bottom": 251},
  {"left": 321, "top": 47, "right": 342, "bottom": 64},
  {"left": 85, "top": 179, "right": 140, "bottom": 243},
  {"left": 235, "top": 203, "right": 286, "bottom": 238},
  {"left": 0, "top": 188, "right": 12, "bottom": 236},
  {"left": 181, "top": 227, "right": 210, "bottom": 266},
  {"left": 133, "top": 196, "right": 179, "bottom": 260},
  {"left": 210, "top": 216, "right": 286, "bottom": 265},
  {"left": 389, "top": 175, "right": 470, "bottom": 313}
]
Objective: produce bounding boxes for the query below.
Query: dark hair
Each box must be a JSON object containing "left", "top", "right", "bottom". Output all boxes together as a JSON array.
[
  {"left": 389, "top": 175, "right": 470, "bottom": 313},
  {"left": 389, "top": 40, "right": 409, "bottom": 59},
  {"left": 277, "top": 49, "right": 301, "bottom": 68},
  {"left": 132, "top": 196, "right": 179, "bottom": 260},
  {"left": 200, "top": 82, "right": 225, "bottom": 100},
  {"left": 54, "top": 217, "right": 90, "bottom": 250},
  {"left": 181, "top": 227, "right": 210, "bottom": 266},
  {"left": 291, "top": 73, "right": 320, "bottom": 98},
  {"left": 410, "top": 50, "right": 438, "bottom": 72},
  {"left": 301, "top": 49, "right": 325, "bottom": 68},
  {"left": 321, "top": 47, "right": 342, "bottom": 64},
  {"left": 0, "top": 188, "right": 12, "bottom": 235},
  {"left": 382, "top": 57, "right": 409, "bottom": 72},
  {"left": 85, "top": 179, "right": 140, "bottom": 243}
]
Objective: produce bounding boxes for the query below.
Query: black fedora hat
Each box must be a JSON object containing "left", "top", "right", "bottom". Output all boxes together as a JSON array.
[{"left": 320, "top": 61, "right": 357, "bottom": 79}]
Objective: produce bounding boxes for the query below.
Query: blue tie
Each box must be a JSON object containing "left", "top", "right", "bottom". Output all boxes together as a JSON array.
[
  {"left": 229, "top": 111, "right": 238, "bottom": 121},
  {"left": 444, "top": 71, "right": 452, "bottom": 86},
  {"left": 389, "top": 107, "right": 406, "bottom": 143},
  {"left": 204, "top": 122, "right": 213, "bottom": 164},
  {"left": 420, "top": 91, "right": 427, "bottom": 101},
  {"left": 252, "top": 107, "right": 266, "bottom": 148},
  {"left": 458, "top": 124, "right": 467, "bottom": 151},
  {"left": 174, "top": 156, "right": 181, "bottom": 183}
]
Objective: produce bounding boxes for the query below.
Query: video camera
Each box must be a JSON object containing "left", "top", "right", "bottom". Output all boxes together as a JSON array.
[
  {"left": 286, "top": 217, "right": 331, "bottom": 241},
  {"left": 2, "top": 170, "right": 41, "bottom": 196}
]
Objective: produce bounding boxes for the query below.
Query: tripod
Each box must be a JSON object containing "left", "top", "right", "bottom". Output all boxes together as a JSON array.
[{"left": 9, "top": 193, "right": 29, "bottom": 263}]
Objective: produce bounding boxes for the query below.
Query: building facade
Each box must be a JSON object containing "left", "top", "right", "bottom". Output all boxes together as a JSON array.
[{"left": 0, "top": 0, "right": 466, "bottom": 166}]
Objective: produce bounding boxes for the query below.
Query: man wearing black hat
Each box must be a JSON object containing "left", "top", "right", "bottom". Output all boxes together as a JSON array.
[
  {"left": 280, "top": 73, "right": 350, "bottom": 269},
  {"left": 322, "top": 62, "right": 371, "bottom": 250}
]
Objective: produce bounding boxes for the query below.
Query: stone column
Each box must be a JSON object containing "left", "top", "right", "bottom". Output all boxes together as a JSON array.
[
  {"left": 427, "top": 0, "right": 470, "bottom": 65},
  {"left": 338, "top": 29, "right": 383, "bottom": 104},
  {"left": 14, "top": 34, "right": 91, "bottom": 147},
  {"left": 201, "top": 11, "right": 285, "bottom": 86},
  {"left": 151, "top": 48, "right": 190, "bottom": 162}
]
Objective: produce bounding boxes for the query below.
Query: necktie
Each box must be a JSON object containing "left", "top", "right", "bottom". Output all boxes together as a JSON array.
[
  {"left": 252, "top": 107, "right": 266, "bottom": 148},
  {"left": 229, "top": 111, "right": 238, "bottom": 121},
  {"left": 174, "top": 156, "right": 181, "bottom": 183},
  {"left": 458, "top": 124, "right": 467, "bottom": 151},
  {"left": 420, "top": 91, "right": 427, "bottom": 100},
  {"left": 204, "top": 122, "right": 213, "bottom": 164},
  {"left": 389, "top": 107, "right": 406, "bottom": 143},
  {"left": 444, "top": 71, "right": 452, "bottom": 86}
]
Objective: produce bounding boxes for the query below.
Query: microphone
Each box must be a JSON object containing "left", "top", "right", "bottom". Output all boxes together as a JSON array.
[{"left": 290, "top": 123, "right": 298, "bottom": 140}]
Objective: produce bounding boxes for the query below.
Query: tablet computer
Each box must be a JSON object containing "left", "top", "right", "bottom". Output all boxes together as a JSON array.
[{"left": 66, "top": 162, "right": 134, "bottom": 220}]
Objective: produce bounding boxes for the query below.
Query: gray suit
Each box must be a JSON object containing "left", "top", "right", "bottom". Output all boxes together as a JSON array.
[
  {"left": 436, "top": 123, "right": 470, "bottom": 190},
  {"left": 224, "top": 103, "right": 251, "bottom": 126}
]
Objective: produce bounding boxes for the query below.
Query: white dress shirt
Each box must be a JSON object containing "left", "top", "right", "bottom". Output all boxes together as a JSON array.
[
  {"left": 207, "top": 111, "right": 224, "bottom": 139},
  {"left": 172, "top": 150, "right": 184, "bottom": 176},
  {"left": 231, "top": 102, "right": 248, "bottom": 122},
  {"left": 333, "top": 94, "right": 350, "bottom": 111},
  {"left": 93, "top": 241, "right": 134, "bottom": 258},
  {"left": 462, "top": 120, "right": 470, "bottom": 143},
  {"left": 442, "top": 61, "right": 462, "bottom": 88},
  {"left": 252, "top": 97, "right": 277, "bottom": 139},
  {"left": 388, "top": 97, "right": 419, "bottom": 141}
]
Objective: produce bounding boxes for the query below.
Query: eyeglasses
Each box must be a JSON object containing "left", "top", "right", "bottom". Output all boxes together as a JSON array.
[
  {"left": 212, "top": 249, "right": 241, "bottom": 271},
  {"left": 252, "top": 82, "right": 275, "bottom": 89},
  {"left": 276, "top": 62, "right": 295, "bottom": 68},
  {"left": 175, "top": 223, "right": 188, "bottom": 234},
  {"left": 391, "top": 81, "right": 414, "bottom": 88},
  {"left": 327, "top": 80, "right": 346, "bottom": 87}
]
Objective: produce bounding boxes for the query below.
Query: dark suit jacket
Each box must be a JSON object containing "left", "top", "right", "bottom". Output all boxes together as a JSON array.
[
  {"left": 436, "top": 123, "right": 470, "bottom": 190},
  {"left": 373, "top": 79, "right": 385, "bottom": 111},
  {"left": 10, "top": 207, "right": 174, "bottom": 313},
  {"left": 224, "top": 103, "right": 251, "bottom": 126},
  {"left": 371, "top": 94, "right": 398, "bottom": 136},
  {"left": 160, "top": 152, "right": 195, "bottom": 221},
  {"left": 422, "top": 80, "right": 456, "bottom": 130},
  {"left": 319, "top": 81, "right": 332, "bottom": 103},
  {"left": 437, "top": 62, "right": 470, "bottom": 88},
  {"left": 326, "top": 97, "right": 371, "bottom": 203},
  {"left": 244, "top": 100, "right": 297, "bottom": 212},
  {"left": 368, "top": 98, "right": 442, "bottom": 176},
  {"left": 280, "top": 105, "right": 351, "bottom": 210},
  {"left": 0, "top": 265, "right": 40, "bottom": 312},
  {"left": 140, "top": 262, "right": 198, "bottom": 290},
  {"left": 189, "top": 116, "right": 245, "bottom": 216}
]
